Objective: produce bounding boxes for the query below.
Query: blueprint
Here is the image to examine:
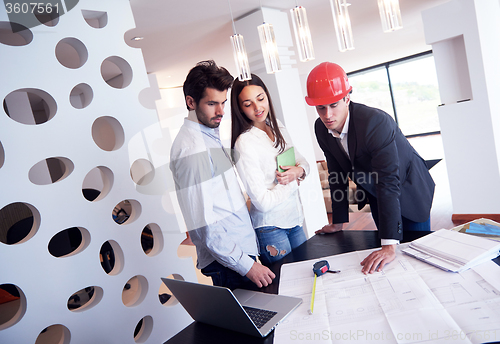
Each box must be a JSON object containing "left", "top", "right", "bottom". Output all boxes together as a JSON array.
[{"left": 275, "top": 244, "right": 500, "bottom": 344}]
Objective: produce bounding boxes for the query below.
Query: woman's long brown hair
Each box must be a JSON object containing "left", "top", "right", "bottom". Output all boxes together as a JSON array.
[{"left": 230, "top": 74, "right": 286, "bottom": 153}]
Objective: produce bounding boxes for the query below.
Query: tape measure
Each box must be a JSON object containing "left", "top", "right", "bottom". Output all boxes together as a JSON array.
[
  {"left": 313, "top": 260, "right": 330, "bottom": 276},
  {"left": 309, "top": 260, "right": 341, "bottom": 314},
  {"left": 313, "top": 260, "right": 341, "bottom": 276}
]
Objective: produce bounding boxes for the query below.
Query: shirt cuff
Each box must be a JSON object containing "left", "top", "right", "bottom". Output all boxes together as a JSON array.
[
  {"left": 381, "top": 239, "right": 400, "bottom": 246},
  {"left": 236, "top": 254, "right": 255, "bottom": 276}
]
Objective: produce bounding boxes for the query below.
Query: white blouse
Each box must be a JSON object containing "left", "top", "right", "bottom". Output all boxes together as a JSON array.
[{"left": 233, "top": 120, "right": 310, "bottom": 229}]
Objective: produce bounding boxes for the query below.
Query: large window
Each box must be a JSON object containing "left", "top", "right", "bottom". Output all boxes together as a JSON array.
[{"left": 348, "top": 51, "right": 441, "bottom": 137}]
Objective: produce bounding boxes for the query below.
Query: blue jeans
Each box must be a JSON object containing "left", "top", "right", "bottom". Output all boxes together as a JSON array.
[
  {"left": 371, "top": 212, "right": 431, "bottom": 232},
  {"left": 256, "top": 225, "right": 307, "bottom": 266},
  {"left": 201, "top": 256, "right": 259, "bottom": 291},
  {"left": 370, "top": 198, "right": 431, "bottom": 232},
  {"left": 402, "top": 216, "right": 431, "bottom": 231}
]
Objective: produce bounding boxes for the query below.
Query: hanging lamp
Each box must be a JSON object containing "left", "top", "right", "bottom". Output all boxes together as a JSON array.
[
  {"left": 257, "top": 1, "right": 281, "bottom": 74},
  {"left": 329, "top": 0, "right": 354, "bottom": 52},
  {"left": 290, "top": 5, "right": 315, "bottom": 62},
  {"left": 378, "top": 0, "right": 403, "bottom": 32},
  {"left": 228, "top": 0, "right": 251, "bottom": 81},
  {"left": 257, "top": 21, "right": 281, "bottom": 73}
]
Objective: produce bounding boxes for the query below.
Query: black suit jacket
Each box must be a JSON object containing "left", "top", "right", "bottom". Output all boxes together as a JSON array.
[{"left": 315, "top": 101, "right": 435, "bottom": 240}]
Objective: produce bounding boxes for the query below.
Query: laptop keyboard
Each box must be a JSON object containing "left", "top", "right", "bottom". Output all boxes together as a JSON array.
[{"left": 243, "top": 306, "right": 277, "bottom": 329}]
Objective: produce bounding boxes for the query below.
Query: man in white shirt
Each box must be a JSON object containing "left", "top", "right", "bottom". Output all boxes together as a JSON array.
[{"left": 170, "top": 60, "right": 275, "bottom": 290}]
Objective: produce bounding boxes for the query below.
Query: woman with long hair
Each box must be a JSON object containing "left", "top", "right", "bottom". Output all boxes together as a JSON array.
[{"left": 231, "top": 74, "right": 309, "bottom": 265}]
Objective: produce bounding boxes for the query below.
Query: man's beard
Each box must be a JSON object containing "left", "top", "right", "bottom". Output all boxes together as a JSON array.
[{"left": 199, "top": 115, "right": 222, "bottom": 128}]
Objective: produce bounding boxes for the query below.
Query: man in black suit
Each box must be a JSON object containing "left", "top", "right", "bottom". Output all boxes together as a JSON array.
[{"left": 305, "top": 62, "right": 435, "bottom": 274}]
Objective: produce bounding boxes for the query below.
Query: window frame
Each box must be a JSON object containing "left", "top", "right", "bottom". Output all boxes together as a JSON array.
[{"left": 347, "top": 50, "right": 441, "bottom": 138}]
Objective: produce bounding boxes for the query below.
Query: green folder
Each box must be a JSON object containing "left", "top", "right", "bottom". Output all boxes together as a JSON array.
[{"left": 276, "top": 147, "right": 295, "bottom": 173}]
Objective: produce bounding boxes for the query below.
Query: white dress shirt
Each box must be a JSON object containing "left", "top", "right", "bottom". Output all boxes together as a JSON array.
[
  {"left": 234, "top": 120, "right": 310, "bottom": 229},
  {"left": 328, "top": 112, "right": 350, "bottom": 157},
  {"left": 170, "top": 112, "right": 258, "bottom": 276}
]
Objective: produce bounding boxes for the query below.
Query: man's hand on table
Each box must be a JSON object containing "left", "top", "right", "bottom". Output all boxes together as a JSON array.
[
  {"left": 246, "top": 262, "right": 276, "bottom": 288},
  {"left": 315, "top": 223, "right": 343, "bottom": 235},
  {"left": 360, "top": 244, "right": 396, "bottom": 274}
]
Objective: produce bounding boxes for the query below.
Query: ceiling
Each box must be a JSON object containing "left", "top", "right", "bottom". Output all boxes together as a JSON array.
[{"left": 125, "top": 0, "right": 450, "bottom": 90}]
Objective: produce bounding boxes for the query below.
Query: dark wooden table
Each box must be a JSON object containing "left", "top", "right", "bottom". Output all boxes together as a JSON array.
[{"left": 164, "top": 230, "right": 500, "bottom": 344}]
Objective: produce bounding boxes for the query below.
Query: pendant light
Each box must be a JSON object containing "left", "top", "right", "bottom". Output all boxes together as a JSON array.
[
  {"left": 378, "top": 0, "right": 403, "bottom": 32},
  {"left": 257, "top": 22, "right": 281, "bottom": 73},
  {"left": 290, "top": 4, "right": 315, "bottom": 62},
  {"left": 257, "top": 1, "right": 281, "bottom": 74},
  {"left": 228, "top": 0, "right": 251, "bottom": 81},
  {"left": 329, "top": 0, "right": 354, "bottom": 52}
]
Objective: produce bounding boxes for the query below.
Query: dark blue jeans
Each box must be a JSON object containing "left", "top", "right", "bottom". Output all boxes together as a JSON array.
[
  {"left": 401, "top": 216, "right": 431, "bottom": 231},
  {"left": 201, "top": 256, "right": 259, "bottom": 291},
  {"left": 369, "top": 196, "right": 431, "bottom": 232},
  {"left": 255, "top": 225, "right": 307, "bottom": 265}
]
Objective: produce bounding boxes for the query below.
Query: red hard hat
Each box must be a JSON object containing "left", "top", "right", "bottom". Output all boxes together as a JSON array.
[{"left": 305, "top": 62, "right": 352, "bottom": 106}]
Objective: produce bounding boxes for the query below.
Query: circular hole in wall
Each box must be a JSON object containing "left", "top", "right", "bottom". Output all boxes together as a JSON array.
[
  {"left": 122, "top": 275, "right": 148, "bottom": 307},
  {"left": 158, "top": 274, "right": 184, "bottom": 307},
  {"left": 134, "top": 316, "right": 153, "bottom": 343},
  {"left": 0, "top": 22, "right": 33, "bottom": 46},
  {"left": 82, "top": 166, "right": 114, "bottom": 202},
  {"left": 91, "top": 116, "right": 125, "bottom": 151},
  {"left": 35, "top": 4, "right": 60, "bottom": 27},
  {"left": 82, "top": 10, "right": 108, "bottom": 28},
  {"left": 48, "top": 227, "right": 91, "bottom": 258},
  {"left": 3, "top": 88, "right": 57, "bottom": 125},
  {"left": 112, "top": 200, "right": 142, "bottom": 225},
  {"left": 100, "top": 240, "right": 124, "bottom": 275},
  {"left": 70, "top": 83, "right": 93, "bottom": 109},
  {"left": 28, "top": 157, "right": 74, "bottom": 185},
  {"left": 0, "top": 141, "right": 4, "bottom": 168},
  {"left": 0, "top": 284, "right": 27, "bottom": 330},
  {"left": 141, "top": 223, "right": 163, "bottom": 256},
  {"left": 56, "top": 37, "right": 88, "bottom": 69},
  {"left": 130, "top": 159, "right": 155, "bottom": 186},
  {"left": 67, "top": 286, "right": 103, "bottom": 312},
  {"left": 35, "top": 324, "right": 70, "bottom": 344},
  {"left": 101, "top": 56, "right": 133, "bottom": 89},
  {"left": 0, "top": 202, "right": 40, "bottom": 245}
]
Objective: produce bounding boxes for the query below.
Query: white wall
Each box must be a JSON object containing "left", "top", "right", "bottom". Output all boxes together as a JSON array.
[
  {"left": 0, "top": 1, "right": 196, "bottom": 343},
  {"left": 422, "top": 0, "right": 500, "bottom": 214}
]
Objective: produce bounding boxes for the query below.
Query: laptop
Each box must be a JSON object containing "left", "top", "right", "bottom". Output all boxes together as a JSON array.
[{"left": 161, "top": 278, "right": 302, "bottom": 337}]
